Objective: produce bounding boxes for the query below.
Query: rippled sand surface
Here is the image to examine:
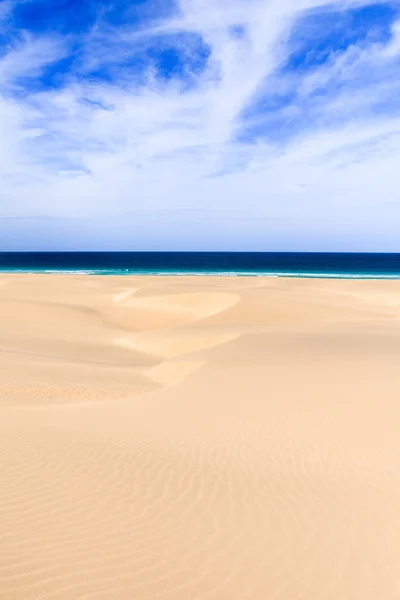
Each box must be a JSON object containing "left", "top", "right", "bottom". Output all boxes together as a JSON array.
[{"left": 1, "top": 274, "right": 400, "bottom": 599}]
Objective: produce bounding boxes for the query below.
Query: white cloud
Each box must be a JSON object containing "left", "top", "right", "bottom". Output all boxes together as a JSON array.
[
  {"left": 1, "top": 0, "right": 400, "bottom": 250},
  {"left": 0, "top": 35, "right": 67, "bottom": 86}
]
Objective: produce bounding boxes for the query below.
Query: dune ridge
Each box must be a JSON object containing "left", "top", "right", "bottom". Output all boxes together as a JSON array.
[
  {"left": 1, "top": 275, "right": 400, "bottom": 599},
  {"left": 0, "top": 277, "right": 240, "bottom": 406}
]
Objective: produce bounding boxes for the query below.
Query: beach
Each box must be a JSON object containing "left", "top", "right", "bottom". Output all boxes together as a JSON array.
[{"left": 1, "top": 273, "right": 400, "bottom": 599}]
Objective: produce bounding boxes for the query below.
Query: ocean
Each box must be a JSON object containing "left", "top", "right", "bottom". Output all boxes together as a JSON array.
[{"left": 1, "top": 252, "right": 400, "bottom": 278}]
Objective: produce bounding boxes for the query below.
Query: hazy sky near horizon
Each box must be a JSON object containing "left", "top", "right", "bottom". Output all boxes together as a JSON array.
[{"left": 1, "top": 0, "right": 400, "bottom": 251}]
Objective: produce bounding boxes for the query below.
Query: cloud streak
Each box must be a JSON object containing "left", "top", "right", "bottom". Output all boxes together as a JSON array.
[{"left": 1, "top": 0, "right": 400, "bottom": 250}]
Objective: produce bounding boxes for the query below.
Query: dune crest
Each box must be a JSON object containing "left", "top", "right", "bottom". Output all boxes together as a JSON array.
[
  {"left": 112, "top": 288, "right": 138, "bottom": 304},
  {"left": 115, "top": 329, "right": 240, "bottom": 359},
  {"left": 146, "top": 360, "right": 206, "bottom": 386}
]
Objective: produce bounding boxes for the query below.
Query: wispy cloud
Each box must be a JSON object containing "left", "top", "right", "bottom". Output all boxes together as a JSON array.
[
  {"left": 1, "top": 0, "right": 400, "bottom": 250},
  {"left": 0, "top": 34, "right": 68, "bottom": 88}
]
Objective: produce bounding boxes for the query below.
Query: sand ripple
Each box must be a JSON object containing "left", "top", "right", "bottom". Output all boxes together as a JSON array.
[{"left": 2, "top": 276, "right": 400, "bottom": 599}]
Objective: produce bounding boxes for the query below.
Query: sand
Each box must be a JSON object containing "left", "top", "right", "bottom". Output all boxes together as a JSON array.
[{"left": 1, "top": 274, "right": 400, "bottom": 599}]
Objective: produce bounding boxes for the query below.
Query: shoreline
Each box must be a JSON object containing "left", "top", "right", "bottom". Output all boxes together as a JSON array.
[{"left": 2, "top": 270, "right": 400, "bottom": 279}]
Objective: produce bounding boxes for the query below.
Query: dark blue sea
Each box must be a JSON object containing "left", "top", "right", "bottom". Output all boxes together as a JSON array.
[{"left": 1, "top": 252, "right": 400, "bottom": 278}]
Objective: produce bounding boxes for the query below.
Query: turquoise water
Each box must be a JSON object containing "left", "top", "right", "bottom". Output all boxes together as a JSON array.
[{"left": 1, "top": 252, "right": 400, "bottom": 279}]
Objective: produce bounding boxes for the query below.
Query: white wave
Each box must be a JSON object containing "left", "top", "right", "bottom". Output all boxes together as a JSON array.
[{"left": 0, "top": 268, "right": 399, "bottom": 280}]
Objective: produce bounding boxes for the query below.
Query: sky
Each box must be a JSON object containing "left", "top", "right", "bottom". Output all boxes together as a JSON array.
[{"left": 1, "top": 0, "right": 400, "bottom": 251}]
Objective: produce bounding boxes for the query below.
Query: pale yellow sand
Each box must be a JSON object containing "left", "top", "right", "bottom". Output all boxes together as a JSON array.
[{"left": 1, "top": 274, "right": 400, "bottom": 599}]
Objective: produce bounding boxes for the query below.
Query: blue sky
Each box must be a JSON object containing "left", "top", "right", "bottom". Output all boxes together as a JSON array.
[{"left": 1, "top": 0, "right": 400, "bottom": 251}]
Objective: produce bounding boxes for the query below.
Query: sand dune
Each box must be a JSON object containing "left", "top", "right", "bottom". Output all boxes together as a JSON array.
[
  {"left": 1, "top": 275, "right": 400, "bottom": 599},
  {"left": 115, "top": 328, "right": 240, "bottom": 359},
  {"left": 146, "top": 359, "right": 206, "bottom": 386},
  {"left": 106, "top": 290, "right": 239, "bottom": 332}
]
